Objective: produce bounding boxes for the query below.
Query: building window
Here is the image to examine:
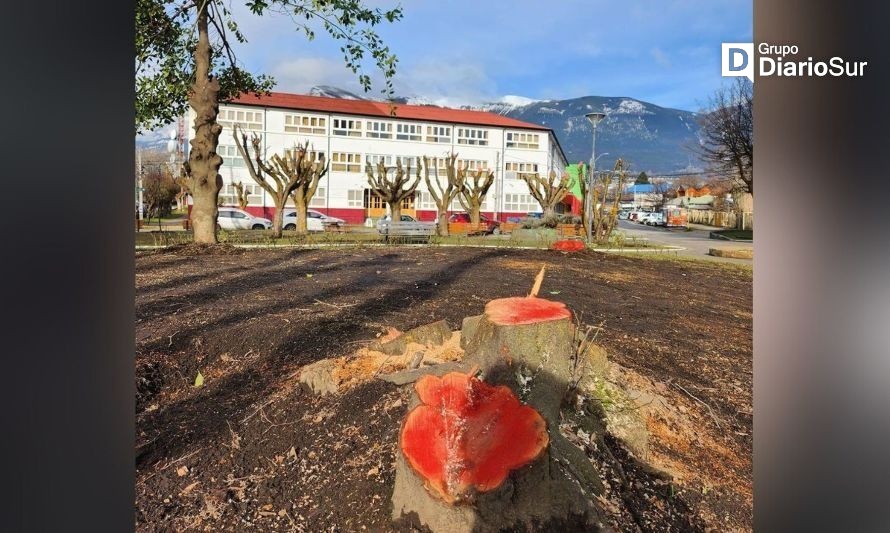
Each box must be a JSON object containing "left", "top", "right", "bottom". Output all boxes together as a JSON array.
[
  {"left": 218, "top": 108, "right": 263, "bottom": 131},
  {"left": 459, "top": 159, "right": 489, "bottom": 172},
  {"left": 347, "top": 190, "right": 364, "bottom": 207},
  {"left": 396, "top": 123, "right": 422, "bottom": 141},
  {"left": 284, "top": 114, "right": 326, "bottom": 135},
  {"left": 283, "top": 147, "right": 325, "bottom": 164},
  {"left": 217, "top": 144, "right": 246, "bottom": 167},
  {"left": 331, "top": 152, "right": 361, "bottom": 173},
  {"left": 397, "top": 155, "right": 419, "bottom": 169},
  {"left": 220, "top": 182, "right": 262, "bottom": 205},
  {"left": 504, "top": 193, "right": 540, "bottom": 212},
  {"left": 505, "top": 162, "right": 539, "bottom": 180},
  {"left": 426, "top": 125, "right": 451, "bottom": 143},
  {"left": 366, "top": 121, "right": 393, "bottom": 139},
  {"left": 309, "top": 187, "right": 326, "bottom": 207},
  {"left": 366, "top": 154, "right": 393, "bottom": 168},
  {"left": 417, "top": 191, "right": 437, "bottom": 210},
  {"left": 332, "top": 118, "right": 362, "bottom": 137},
  {"left": 457, "top": 127, "right": 488, "bottom": 146},
  {"left": 506, "top": 131, "right": 540, "bottom": 149},
  {"left": 367, "top": 194, "right": 385, "bottom": 210}
]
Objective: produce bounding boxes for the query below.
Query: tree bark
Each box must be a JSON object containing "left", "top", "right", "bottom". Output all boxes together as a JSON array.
[
  {"left": 437, "top": 210, "right": 450, "bottom": 236},
  {"left": 293, "top": 191, "right": 308, "bottom": 234},
  {"left": 185, "top": 2, "right": 223, "bottom": 244},
  {"left": 271, "top": 196, "right": 285, "bottom": 238}
]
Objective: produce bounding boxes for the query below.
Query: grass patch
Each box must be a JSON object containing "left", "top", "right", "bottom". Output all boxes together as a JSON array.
[{"left": 712, "top": 229, "right": 753, "bottom": 241}]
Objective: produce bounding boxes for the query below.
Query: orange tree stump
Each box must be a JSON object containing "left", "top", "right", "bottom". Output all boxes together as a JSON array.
[{"left": 392, "top": 296, "right": 604, "bottom": 532}]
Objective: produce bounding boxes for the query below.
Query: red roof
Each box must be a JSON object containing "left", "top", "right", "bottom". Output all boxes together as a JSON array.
[{"left": 227, "top": 92, "right": 549, "bottom": 131}]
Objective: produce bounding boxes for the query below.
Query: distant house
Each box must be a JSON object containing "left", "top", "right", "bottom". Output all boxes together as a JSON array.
[
  {"left": 667, "top": 185, "right": 715, "bottom": 210},
  {"left": 625, "top": 183, "right": 661, "bottom": 209}
]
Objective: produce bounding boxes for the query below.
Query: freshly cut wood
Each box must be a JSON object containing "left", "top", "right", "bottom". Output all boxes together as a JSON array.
[
  {"left": 393, "top": 295, "right": 604, "bottom": 532},
  {"left": 552, "top": 239, "right": 586, "bottom": 252},
  {"left": 483, "top": 296, "right": 570, "bottom": 326},
  {"left": 400, "top": 371, "right": 549, "bottom": 503}
]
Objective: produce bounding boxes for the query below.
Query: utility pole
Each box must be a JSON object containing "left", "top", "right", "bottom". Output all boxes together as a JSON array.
[{"left": 584, "top": 113, "right": 606, "bottom": 242}]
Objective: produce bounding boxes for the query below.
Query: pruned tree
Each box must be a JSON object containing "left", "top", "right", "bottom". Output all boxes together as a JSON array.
[
  {"left": 233, "top": 125, "right": 325, "bottom": 237},
  {"left": 232, "top": 181, "right": 249, "bottom": 210},
  {"left": 521, "top": 170, "right": 573, "bottom": 218},
  {"left": 696, "top": 77, "right": 753, "bottom": 195},
  {"left": 288, "top": 151, "right": 326, "bottom": 234},
  {"left": 172, "top": 168, "right": 190, "bottom": 212},
  {"left": 576, "top": 162, "right": 590, "bottom": 232},
  {"left": 591, "top": 158, "right": 630, "bottom": 244},
  {"left": 423, "top": 153, "right": 462, "bottom": 236},
  {"left": 457, "top": 165, "right": 495, "bottom": 226},
  {"left": 366, "top": 157, "right": 420, "bottom": 222},
  {"left": 136, "top": 0, "right": 403, "bottom": 243}
]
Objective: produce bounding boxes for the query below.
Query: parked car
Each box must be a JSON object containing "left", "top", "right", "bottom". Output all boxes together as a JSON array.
[
  {"left": 375, "top": 214, "right": 419, "bottom": 232},
  {"left": 217, "top": 207, "right": 272, "bottom": 230},
  {"left": 641, "top": 212, "right": 665, "bottom": 226},
  {"left": 618, "top": 210, "right": 631, "bottom": 220},
  {"left": 282, "top": 209, "right": 345, "bottom": 232},
  {"left": 448, "top": 212, "right": 501, "bottom": 235},
  {"left": 630, "top": 210, "right": 650, "bottom": 223}
]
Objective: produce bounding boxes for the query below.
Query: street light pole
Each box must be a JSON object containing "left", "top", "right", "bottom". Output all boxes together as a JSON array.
[{"left": 584, "top": 112, "right": 606, "bottom": 242}]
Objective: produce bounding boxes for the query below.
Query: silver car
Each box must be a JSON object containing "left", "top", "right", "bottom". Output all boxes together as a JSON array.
[{"left": 217, "top": 207, "right": 272, "bottom": 230}]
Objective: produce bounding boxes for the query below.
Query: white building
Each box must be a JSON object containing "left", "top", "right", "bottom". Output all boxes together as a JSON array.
[{"left": 188, "top": 92, "right": 568, "bottom": 223}]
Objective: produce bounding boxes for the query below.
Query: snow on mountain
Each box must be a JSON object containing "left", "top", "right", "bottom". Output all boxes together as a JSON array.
[{"left": 309, "top": 85, "right": 367, "bottom": 100}]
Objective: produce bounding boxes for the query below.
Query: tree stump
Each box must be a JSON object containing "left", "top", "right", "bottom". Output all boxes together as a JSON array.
[{"left": 392, "top": 297, "right": 605, "bottom": 532}]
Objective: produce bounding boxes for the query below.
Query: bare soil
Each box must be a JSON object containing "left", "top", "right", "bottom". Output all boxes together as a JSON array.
[{"left": 136, "top": 246, "right": 752, "bottom": 531}]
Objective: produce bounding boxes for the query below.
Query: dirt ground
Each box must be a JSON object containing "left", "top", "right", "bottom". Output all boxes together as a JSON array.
[{"left": 135, "top": 246, "right": 752, "bottom": 531}]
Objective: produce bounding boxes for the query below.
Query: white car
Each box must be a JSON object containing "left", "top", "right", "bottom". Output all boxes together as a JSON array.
[
  {"left": 217, "top": 207, "right": 272, "bottom": 230},
  {"left": 642, "top": 212, "right": 665, "bottom": 226},
  {"left": 282, "top": 209, "right": 345, "bottom": 232}
]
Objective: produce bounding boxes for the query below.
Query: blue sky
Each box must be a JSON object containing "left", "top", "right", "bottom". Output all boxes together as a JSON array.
[{"left": 229, "top": 0, "right": 751, "bottom": 112}]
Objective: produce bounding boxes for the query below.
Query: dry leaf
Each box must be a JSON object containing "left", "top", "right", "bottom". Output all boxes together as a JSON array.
[
  {"left": 180, "top": 481, "right": 200, "bottom": 495},
  {"left": 176, "top": 466, "right": 189, "bottom": 477}
]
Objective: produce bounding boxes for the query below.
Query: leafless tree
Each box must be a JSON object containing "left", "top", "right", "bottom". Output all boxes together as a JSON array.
[
  {"left": 521, "top": 170, "right": 573, "bottom": 218},
  {"left": 456, "top": 165, "right": 494, "bottom": 225},
  {"left": 366, "top": 157, "right": 420, "bottom": 222},
  {"left": 696, "top": 78, "right": 753, "bottom": 195},
  {"left": 591, "top": 159, "right": 630, "bottom": 244},
  {"left": 172, "top": 167, "right": 190, "bottom": 212},
  {"left": 232, "top": 181, "right": 249, "bottom": 210},
  {"left": 288, "top": 152, "right": 326, "bottom": 234},
  {"left": 575, "top": 162, "right": 590, "bottom": 232},
  {"left": 233, "top": 125, "right": 326, "bottom": 237},
  {"left": 423, "top": 153, "right": 462, "bottom": 236}
]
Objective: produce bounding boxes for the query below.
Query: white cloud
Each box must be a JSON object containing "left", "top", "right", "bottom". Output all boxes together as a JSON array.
[
  {"left": 651, "top": 47, "right": 671, "bottom": 68},
  {"left": 269, "top": 57, "right": 365, "bottom": 94}
]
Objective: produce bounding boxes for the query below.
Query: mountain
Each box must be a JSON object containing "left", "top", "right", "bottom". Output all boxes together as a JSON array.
[
  {"left": 477, "top": 96, "right": 703, "bottom": 174},
  {"left": 305, "top": 86, "right": 703, "bottom": 173}
]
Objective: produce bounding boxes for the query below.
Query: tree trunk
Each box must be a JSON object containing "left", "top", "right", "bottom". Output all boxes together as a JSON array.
[
  {"left": 392, "top": 297, "right": 604, "bottom": 532},
  {"left": 185, "top": 3, "right": 223, "bottom": 244},
  {"left": 437, "top": 210, "right": 449, "bottom": 236},
  {"left": 469, "top": 202, "right": 481, "bottom": 226},
  {"left": 389, "top": 200, "right": 402, "bottom": 223},
  {"left": 272, "top": 198, "right": 285, "bottom": 238},
  {"left": 294, "top": 193, "right": 308, "bottom": 235},
  {"left": 542, "top": 207, "right": 555, "bottom": 219}
]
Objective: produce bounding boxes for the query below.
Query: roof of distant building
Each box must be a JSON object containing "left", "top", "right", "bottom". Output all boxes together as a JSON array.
[
  {"left": 626, "top": 183, "right": 656, "bottom": 194},
  {"left": 228, "top": 92, "right": 549, "bottom": 131}
]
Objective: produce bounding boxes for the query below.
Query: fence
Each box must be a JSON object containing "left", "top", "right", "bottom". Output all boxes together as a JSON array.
[{"left": 687, "top": 209, "right": 753, "bottom": 230}]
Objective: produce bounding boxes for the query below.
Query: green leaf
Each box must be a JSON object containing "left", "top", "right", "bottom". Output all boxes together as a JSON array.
[{"left": 194, "top": 371, "right": 204, "bottom": 387}]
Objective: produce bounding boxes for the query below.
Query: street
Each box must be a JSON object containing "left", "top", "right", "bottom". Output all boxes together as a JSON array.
[{"left": 614, "top": 220, "right": 753, "bottom": 263}]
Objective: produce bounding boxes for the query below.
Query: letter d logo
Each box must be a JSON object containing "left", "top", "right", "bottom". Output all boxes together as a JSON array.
[{"left": 722, "top": 43, "right": 755, "bottom": 82}]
